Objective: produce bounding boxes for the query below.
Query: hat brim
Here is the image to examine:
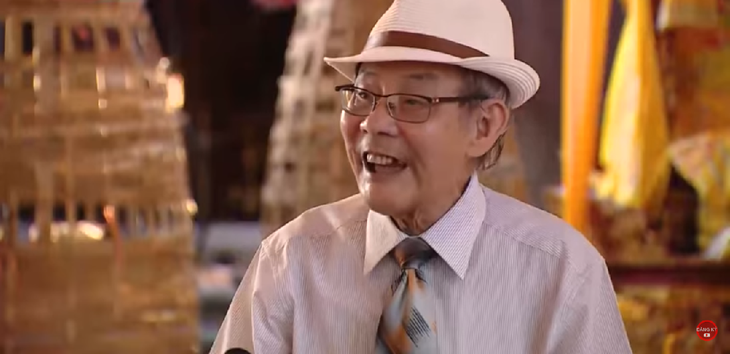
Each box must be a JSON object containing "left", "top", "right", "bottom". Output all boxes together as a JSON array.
[{"left": 324, "top": 46, "right": 540, "bottom": 108}]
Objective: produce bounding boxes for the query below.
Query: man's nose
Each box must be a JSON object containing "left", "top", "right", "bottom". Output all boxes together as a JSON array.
[{"left": 360, "top": 101, "right": 398, "bottom": 136}]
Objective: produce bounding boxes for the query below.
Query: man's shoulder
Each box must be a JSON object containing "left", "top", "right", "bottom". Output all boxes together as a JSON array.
[
  {"left": 482, "top": 186, "right": 604, "bottom": 274},
  {"left": 261, "top": 194, "right": 368, "bottom": 252}
]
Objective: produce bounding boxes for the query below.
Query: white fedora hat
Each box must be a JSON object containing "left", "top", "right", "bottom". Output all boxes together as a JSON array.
[{"left": 324, "top": 0, "right": 540, "bottom": 108}]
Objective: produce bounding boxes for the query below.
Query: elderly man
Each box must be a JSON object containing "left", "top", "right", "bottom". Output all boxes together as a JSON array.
[{"left": 211, "top": 0, "right": 633, "bottom": 353}]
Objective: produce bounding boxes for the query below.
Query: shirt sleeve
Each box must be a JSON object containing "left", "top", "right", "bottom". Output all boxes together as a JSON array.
[
  {"left": 548, "top": 261, "right": 633, "bottom": 354},
  {"left": 208, "top": 243, "right": 293, "bottom": 354}
]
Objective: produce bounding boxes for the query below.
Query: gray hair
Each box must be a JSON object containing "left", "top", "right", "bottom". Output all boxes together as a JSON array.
[{"left": 460, "top": 69, "right": 510, "bottom": 170}]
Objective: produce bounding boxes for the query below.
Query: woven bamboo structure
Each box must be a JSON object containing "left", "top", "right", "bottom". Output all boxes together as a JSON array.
[
  {"left": 260, "top": 0, "right": 529, "bottom": 234},
  {"left": 0, "top": 1, "right": 198, "bottom": 353},
  {"left": 260, "top": 0, "right": 393, "bottom": 234}
]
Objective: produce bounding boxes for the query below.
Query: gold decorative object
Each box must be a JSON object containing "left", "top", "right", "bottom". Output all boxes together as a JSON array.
[
  {"left": 617, "top": 286, "right": 729, "bottom": 354},
  {"left": 0, "top": 1, "right": 198, "bottom": 353},
  {"left": 669, "top": 130, "right": 730, "bottom": 251},
  {"left": 704, "top": 227, "right": 730, "bottom": 260},
  {"left": 658, "top": 0, "right": 730, "bottom": 141}
]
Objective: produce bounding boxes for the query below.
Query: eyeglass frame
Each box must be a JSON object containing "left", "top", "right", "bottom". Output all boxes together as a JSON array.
[{"left": 334, "top": 84, "right": 490, "bottom": 123}]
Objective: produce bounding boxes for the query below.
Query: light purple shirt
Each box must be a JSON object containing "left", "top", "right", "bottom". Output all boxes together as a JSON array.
[{"left": 210, "top": 175, "right": 633, "bottom": 353}]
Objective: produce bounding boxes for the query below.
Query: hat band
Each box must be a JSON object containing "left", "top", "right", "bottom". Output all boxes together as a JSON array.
[{"left": 363, "top": 31, "right": 488, "bottom": 59}]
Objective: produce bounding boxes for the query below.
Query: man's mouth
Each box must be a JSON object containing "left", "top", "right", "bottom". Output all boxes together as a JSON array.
[{"left": 362, "top": 151, "right": 407, "bottom": 174}]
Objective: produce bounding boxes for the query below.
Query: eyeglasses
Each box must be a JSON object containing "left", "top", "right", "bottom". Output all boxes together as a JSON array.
[{"left": 334, "top": 85, "right": 489, "bottom": 123}]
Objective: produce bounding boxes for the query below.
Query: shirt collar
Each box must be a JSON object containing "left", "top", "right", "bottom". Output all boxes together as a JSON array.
[{"left": 363, "top": 174, "right": 486, "bottom": 279}]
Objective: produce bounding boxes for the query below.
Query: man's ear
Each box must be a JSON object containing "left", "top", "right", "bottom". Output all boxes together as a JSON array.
[{"left": 466, "top": 99, "right": 510, "bottom": 159}]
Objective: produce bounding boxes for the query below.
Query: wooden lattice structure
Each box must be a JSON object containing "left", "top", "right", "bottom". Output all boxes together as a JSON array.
[
  {"left": 0, "top": 1, "right": 198, "bottom": 353},
  {"left": 261, "top": 0, "right": 530, "bottom": 234},
  {"left": 260, "top": 0, "right": 393, "bottom": 234}
]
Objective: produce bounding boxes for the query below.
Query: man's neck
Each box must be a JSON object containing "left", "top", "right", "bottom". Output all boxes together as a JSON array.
[{"left": 391, "top": 174, "right": 473, "bottom": 235}]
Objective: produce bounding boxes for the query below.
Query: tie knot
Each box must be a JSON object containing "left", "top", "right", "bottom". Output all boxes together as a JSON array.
[{"left": 393, "top": 237, "right": 435, "bottom": 269}]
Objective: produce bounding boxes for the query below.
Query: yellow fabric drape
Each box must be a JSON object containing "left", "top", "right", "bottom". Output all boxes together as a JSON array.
[
  {"left": 561, "top": 0, "right": 612, "bottom": 235},
  {"left": 594, "top": 0, "right": 670, "bottom": 214}
]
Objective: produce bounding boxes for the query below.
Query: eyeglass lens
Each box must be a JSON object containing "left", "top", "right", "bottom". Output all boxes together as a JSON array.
[{"left": 340, "top": 88, "right": 431, "bottom": 122}]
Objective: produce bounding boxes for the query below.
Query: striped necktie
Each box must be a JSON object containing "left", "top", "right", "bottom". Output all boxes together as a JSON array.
[{"left": 377, "top": 237, "right": 438, "bottom": 354}]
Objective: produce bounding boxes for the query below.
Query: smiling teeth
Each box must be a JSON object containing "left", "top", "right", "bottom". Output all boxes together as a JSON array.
[{"left": 366, "top": 153, "right": 397, "bottom": 165}]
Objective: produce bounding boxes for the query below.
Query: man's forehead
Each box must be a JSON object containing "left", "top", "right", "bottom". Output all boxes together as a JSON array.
[{"left": 356, "top": 62, "right": 461, "bottom": 82}]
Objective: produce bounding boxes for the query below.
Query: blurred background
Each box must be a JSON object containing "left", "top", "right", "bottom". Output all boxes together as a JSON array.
[{"left": 0, "top": 0, "right": 729, "bottom": 353}]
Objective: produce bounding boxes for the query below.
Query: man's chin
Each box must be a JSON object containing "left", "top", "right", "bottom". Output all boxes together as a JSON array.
[
  {"left": 361, "top": 189, "right": 409, "bottom": 217},
  {"left": 357, "top": 170, "right": 414, "bottom": 211}
]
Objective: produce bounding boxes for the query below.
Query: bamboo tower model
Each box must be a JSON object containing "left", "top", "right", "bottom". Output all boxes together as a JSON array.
[
  {"left": 260, "top": 0, "right": 393, "bottom": 234},
  {"left": 0, "top": 1, "right": 198, "bottom": 353}
]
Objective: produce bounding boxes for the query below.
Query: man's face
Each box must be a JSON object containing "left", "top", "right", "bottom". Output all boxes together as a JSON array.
[{"left": 340, "top": 61, "right": 486, "bottom": 220}]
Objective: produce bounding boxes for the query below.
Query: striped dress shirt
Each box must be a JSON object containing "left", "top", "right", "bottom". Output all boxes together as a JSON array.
[{"left": 210, "top": 175, "right": 633, "bottom": 354}]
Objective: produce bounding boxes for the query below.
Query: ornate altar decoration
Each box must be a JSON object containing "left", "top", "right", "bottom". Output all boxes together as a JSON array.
[
  {"left": 617, "top": 286, "right": 730, "bottom": 353},
  {"left": 660, "top": 0, "right": 730, "bottom": 252},
  {"left": 560, "top": 0, "right": 730, "bottom": 352},
  {"left": 0, "top": 1, "right": 199, "bottom": 353}
]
